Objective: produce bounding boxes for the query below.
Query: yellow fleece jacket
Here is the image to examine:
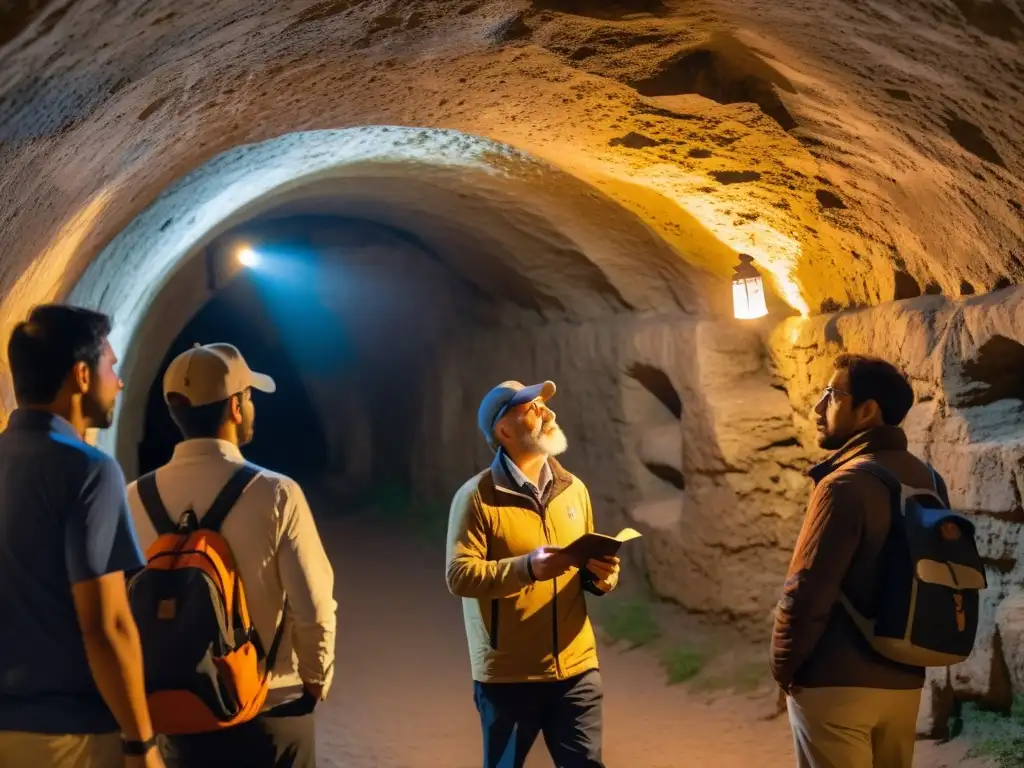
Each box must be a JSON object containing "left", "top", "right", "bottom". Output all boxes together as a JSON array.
[{"left": 445, "top": 453, "right": 617, "bottom": 683}]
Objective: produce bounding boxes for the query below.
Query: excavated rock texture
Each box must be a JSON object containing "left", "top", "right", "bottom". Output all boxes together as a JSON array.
[
  {"left": 414, "top": 313, "right": 806, "bottom": 632},
  {"left": 2, "top": 0, "right": 1023, "bottom": 337},
  {"left": 0, "top": 0, "right": 1023, "bottom": 708},
  {"left": 770, "top": 288, "right": 1024, "bottom": 710}
]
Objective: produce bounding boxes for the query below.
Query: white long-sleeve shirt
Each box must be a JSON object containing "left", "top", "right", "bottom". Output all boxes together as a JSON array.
[{"left": 126, "top": 438, "right": 336, "bottom": 708}]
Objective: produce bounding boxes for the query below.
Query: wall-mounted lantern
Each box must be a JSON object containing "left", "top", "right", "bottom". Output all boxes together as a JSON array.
[{"left": 732, "top": 253, "right": 767, "bottom": 320}]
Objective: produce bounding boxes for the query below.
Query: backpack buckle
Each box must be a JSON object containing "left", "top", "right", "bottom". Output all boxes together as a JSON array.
[{"left": 177, "top": 509, "right": 198, "bottom": 532}]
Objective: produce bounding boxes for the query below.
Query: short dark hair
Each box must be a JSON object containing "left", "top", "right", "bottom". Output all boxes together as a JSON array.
[
  {"left": 166, "top": 393, "right": 234, "bottom": 439},
  {"left": 8, "top": 304, "right": 112, "bottom": 406},
  {"left": 834, "top": 353, "right": 915, "bottom": 426}
]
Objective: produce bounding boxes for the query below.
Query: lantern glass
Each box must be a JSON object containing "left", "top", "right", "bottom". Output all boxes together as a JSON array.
[{"left": 732, "top": 275, "right": 767, "bottom": 319}]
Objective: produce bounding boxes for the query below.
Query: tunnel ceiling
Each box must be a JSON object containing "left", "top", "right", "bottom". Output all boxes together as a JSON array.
[{"left": 0, "top": 0, "right": 1023, "bottom": 332}]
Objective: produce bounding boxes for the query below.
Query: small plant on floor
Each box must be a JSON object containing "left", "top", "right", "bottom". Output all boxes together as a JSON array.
[
  {"left": 599, "top": 599, "right": 661, "bottom": 649},
  {"left": 691, "top": 660, "right": 768, "bottom": 694},
  {"left": 962, "top": 694, "right": 1024, "bottom": 767},
  {"left": 661, "top": 645, "right": 707, "bottom": 686}
]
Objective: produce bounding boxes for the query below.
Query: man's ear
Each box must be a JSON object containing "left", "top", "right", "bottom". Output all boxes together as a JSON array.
[
  {"left": 856, "top": 398, "right": 882, "bottom": 427},
  {"left": 229, "top": 394, "right": 244, "bottom": 424},
  {"left": 70, "top": 361, "right": 90, "bottom": 394}
]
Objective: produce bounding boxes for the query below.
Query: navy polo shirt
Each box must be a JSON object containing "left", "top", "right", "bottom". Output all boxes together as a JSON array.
[{"left": 0, "top": 409, "right": 144, "bottom": 734}]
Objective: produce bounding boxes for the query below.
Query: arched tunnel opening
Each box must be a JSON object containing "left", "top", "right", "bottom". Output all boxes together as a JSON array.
[
  {"left": 58, "top": 128, "right": 828, "bottom": 763},
  {"left": 137, "top": 209, "right": 504, "bottom": 507},
  {"left": 3, "top": 0, "right": 1024, "bottom": 758},
  {"left": 94, "top": 127, "right": 727, "bottom": 532}
]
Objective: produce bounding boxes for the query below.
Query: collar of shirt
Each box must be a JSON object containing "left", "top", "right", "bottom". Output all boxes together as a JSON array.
[
  {"left": 170, "top": 438, "right": 245, "bottom": 464},
  {"left": 7, "top": 408, "right": 81, "bottom": 441},
  {"left": 500, "top": 449, "right": 552, "bottom": 497},
  {"left": 807, "top": 425, "right": 908, "bottom": 484}
]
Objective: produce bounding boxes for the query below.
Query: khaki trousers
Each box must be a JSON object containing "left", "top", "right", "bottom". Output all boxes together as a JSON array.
[
  {"left": 787, "top": 686, "right": 922, "bottom": 768},
  {"left": 0, "top": 731, "right": 121, "bottom": 768}
]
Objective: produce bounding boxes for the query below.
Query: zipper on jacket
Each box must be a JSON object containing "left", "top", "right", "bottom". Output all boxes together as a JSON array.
[
  {"left": 496, "top": 478, "right": 564, "bottom": 677},
  {"left": 534, "top": 493, "right": 563, "bottom": 678},
  {"left": 489, "top": 599, "right": 500, "bottom": 650},
  {"left": 544, "top": 515, "right": 563, "bottom": 679},
  {"left": 552, "top": 573, "right": 562, "bottom": 678}
]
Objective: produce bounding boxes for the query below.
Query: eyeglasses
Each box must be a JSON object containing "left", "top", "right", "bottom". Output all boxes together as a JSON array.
[
  {"left": 820, "top": 385, "right": 852, "bottom": 403},
  {"left": 491, "top": 399, "right": 544, "bottom": 431}
]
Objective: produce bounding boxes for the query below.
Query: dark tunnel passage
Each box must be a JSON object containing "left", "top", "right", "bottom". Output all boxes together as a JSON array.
[{"left": 136, "top": 213, "right": 466, "bottom": 505}]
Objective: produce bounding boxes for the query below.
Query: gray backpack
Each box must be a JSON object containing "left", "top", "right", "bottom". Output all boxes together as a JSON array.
[{"left": 839, "top": 460, "right": 985, "bottom": 667}]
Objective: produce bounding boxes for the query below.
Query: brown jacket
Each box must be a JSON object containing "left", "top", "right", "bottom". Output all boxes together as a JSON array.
[{"left": 770, "top": 426, "right": 946, "bottom": 690}]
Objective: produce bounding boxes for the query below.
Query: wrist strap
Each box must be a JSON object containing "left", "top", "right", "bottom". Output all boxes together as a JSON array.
[
  {"left": 122, "top": 735, "right": 158, "bottom": 756},
  {"left": 526, "top": 554, "right": 537, "bottom": 582}
]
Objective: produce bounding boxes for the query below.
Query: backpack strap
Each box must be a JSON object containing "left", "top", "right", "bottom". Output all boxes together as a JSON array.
[
  {"left": 202, "top": 464, "right": 284, "bottom": 677},
  {"left": 264, "top": 600, "right": 288, "bottom": 678},
  {"left": 136, "top": 472, "right": 177, "bottom": 536},
  {"left": 201, "top": 464, "right": 260, "bottom": 533},
  {"left": 846, "top": 458, "right": 948, "bottom": 512},
  {"left": 836, "top": 459, "right": 903, "bottom": 628},
  {"left": 844, "top": 458, "right": 902, "bottom": 498}
]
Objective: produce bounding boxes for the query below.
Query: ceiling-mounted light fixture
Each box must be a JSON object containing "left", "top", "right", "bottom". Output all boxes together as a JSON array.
[
  {"left": 732, "top": 253, "right": 768, "bottom": 320},
  {"left": 237, "top": 246, "right": 260, "bottom": 268}
]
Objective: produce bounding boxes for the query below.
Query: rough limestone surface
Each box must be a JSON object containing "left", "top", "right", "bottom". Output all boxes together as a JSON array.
[
  {"left": 770, "top": 288, "right": 1024, "bottom": 709},
  {"left": 3, "top": 0, "right": 1024, "bottom": 346},
  {"left": 411, "top": 312, "right": 811, "bottom": 629},
  {"left": 638, "top": 319, "right": 807, "bottom": 630},
  {"left": 0, "top": 0, "right": 1023, "bottom": 717},
  {"left": 997, "top": 593, "right": 1024, "bottom": 694},
  {"left": 916, "top": 667, "right": 957, "bottom": 740}
]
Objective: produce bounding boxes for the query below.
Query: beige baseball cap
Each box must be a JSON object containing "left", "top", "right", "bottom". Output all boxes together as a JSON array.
[{"left": 163, "top": 343, "right": 276, "bottom": 406}]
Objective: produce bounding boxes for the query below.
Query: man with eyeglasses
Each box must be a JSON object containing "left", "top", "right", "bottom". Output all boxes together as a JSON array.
[
  {"left": 445, "top": 380, "right": 619, "bottom": 768},
  {"left": 770, "top": 354, "right": 949, "bottom": 768}
]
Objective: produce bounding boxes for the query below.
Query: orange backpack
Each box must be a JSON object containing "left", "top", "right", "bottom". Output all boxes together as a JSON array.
[{"left": 129, "top": 464, "right": 285, "bottom": 735}]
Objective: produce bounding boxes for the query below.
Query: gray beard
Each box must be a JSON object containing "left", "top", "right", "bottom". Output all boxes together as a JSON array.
[{"left": 528, "top": 425, "right": 568, "bottom": 457}]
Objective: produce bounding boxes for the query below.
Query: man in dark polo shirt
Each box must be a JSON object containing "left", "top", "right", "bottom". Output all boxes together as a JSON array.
[
  {"left": 771, "top": 354, "right": 940, "bottom": 768},
  {"left": 0, "top": 305, "right": 163, "bottom": 768}
]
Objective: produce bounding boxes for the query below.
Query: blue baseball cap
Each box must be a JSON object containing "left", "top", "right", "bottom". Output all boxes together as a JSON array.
[{"left": 478, "top": 380, "right": 557, "bottom": 451}]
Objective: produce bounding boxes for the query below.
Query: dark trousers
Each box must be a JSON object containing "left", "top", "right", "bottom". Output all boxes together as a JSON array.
[
  {"left": 474, "top": 668, "right": 605, "bottom": 768},
  {"left": 159, "top": 694, "right": 316, "bottom": 768}
]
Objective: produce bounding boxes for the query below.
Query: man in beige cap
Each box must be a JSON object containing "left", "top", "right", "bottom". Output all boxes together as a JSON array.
[
  {"left": 126, "top": 343, "right": 336, "bottom": 768},
  {"left": 447, "top": 379, "right": 620, "bottom": 768}
]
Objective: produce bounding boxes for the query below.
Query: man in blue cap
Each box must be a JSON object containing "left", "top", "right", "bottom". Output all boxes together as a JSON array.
[{"left": 445, "top": 379, "right": 620, "bottom": 768}]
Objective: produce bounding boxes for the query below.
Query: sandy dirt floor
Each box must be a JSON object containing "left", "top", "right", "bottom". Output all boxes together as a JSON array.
[{"left": 311, "top": 511, "right": 993, "bottom": 768}]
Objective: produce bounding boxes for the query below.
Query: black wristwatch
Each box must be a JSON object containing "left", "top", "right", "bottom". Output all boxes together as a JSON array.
[
  {"left": 526, "top": 553, "right": 537, "bottom": 582},
  {"left": 122, "top": 735, "right": 158, "bottom": 755}
]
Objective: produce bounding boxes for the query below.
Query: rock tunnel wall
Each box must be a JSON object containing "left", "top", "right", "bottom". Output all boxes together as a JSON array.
[
  {"left": 3, "top": 0, "right": 1024, "bottom": 344},
  {"left": 412, "top": 313, "right": 806, "bottom": 631},
  {"left": 0, "top": 0, "right": 1022, "bottom": 713}
]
